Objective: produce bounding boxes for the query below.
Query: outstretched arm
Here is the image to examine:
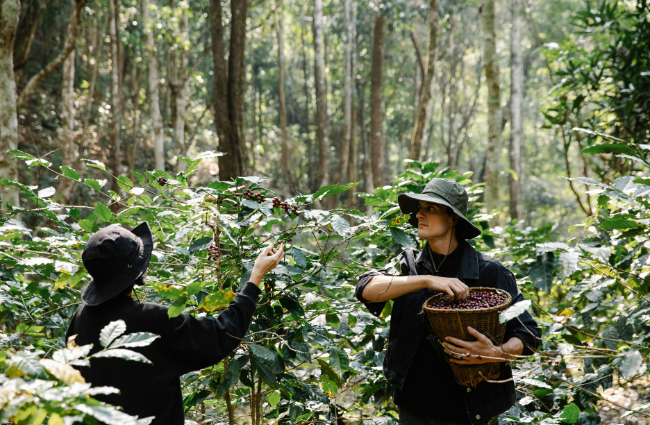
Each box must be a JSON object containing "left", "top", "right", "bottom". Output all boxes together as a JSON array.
[{"left": 362, "top": 274, "right": 470, "bottom": 304}]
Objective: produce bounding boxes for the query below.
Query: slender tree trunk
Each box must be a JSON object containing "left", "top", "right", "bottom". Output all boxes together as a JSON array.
[
  {"left": 331, "top": 0, "right": 353, "bottom": 206},
  {"left": 346, "top": 0, "right": 358, "bottom": 210},
  {"left": 369, "top": 15, "right": 385, "bottom": 188},
  {"left": 0, "top": 0, "right": 21, "bottom": 209},
  {"left": 17, "top": 0, "right": 86, "bottom": 108},
  {"left": 359, "top": 81, "right": 373, "bottom": 206},
  {"left": 226, "top": 0, "right": 247, "bottom": 177},
  {"left": 408, "top": 0, "right": 440, "bottom": 161},
  {"left": 481, "top": 0, "right": 502, "bottom": 215},
  {"left": 313, "top": 0, "right": 330, "bottom": 191},
  {"left": 57, "top": 50, "right": 78, "bottom": 203},
  {"left": 144, "top": 0, "right": 164, "bottom": 171},
  {"left": 509, "top": 0, "right": 523, "bottom": 222},
  {"left": 300, "top": 21, "right": 312, "bottom": 192},
  {"left": 82, "top": 12, "right": 106, "bottom": 138},
  {"left": 276, "top": 10, "right": 292, "bottom": 191},
  {"left": 174, "top": 10, "right": 189, "bottom": 172},
  {"left": 109, "top": 0, "right": 122, "bottom": 191},
  {"left": 446, "top": 13, "right": 457, "bottom": 167}
]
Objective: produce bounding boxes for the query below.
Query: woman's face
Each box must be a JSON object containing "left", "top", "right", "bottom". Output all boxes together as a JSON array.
[{"left": 415, "top": 201, "right": 456, "bottom": 241}]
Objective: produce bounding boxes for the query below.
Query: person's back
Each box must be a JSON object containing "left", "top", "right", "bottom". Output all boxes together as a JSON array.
[{"left": 66, "top": 222, "right": 283, "bottom": 423}]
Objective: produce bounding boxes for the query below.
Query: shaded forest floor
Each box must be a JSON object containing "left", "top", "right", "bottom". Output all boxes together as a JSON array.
[{"left": 597, "top": 376, "right": 649, "bottom": 424}]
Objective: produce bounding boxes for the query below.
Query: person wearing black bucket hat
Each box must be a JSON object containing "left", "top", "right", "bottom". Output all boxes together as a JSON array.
[
  {"left": 66, "top": 222, "right": 284, "bottom": 424},
  {"left": 355, "top": 178, "right": 541, "bottom": 425}
]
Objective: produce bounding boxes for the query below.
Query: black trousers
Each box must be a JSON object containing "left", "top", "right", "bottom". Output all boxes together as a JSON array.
[{"left": 399, "top": 407, "right": 489, "bottom": 425}]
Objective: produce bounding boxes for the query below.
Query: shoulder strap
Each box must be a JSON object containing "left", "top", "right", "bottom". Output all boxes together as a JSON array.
[{"left": 404, "top": 249, "right": 417, "bottom": 276}]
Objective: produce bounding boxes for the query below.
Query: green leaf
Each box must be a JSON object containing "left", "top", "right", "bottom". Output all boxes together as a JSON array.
[
  {"left": 207, "top": 181, "right": 234, "bottom": 192},
  {"left": 83, "top": 159, "right": 106, "bottom": 170},
  {"left": 99, "top": 320, "right": 127, "bottom": 348},
  {"left": 620, "top": 350, "right": 643, "bottom": 379},
  {"left": 74, "top": 404, "right": 150, "bottom": 425},
  {"left": 329, "top": 347, "right": 349, "bottom": 371},
  {"left": 331, "top": 215, "right": 351, "bottom": 236},
  {"left": 168, "top": 297, "right": 188, "bottom": 318},
  {"left": 185, "top": 281, "right": 204, "bottom": 296},
  {"left": 189, "top": 236, "right": 212, "bottom": 253},
  {"left": 9, "top": 351, "right": 45, "bottom": 378},
  {"left": 117, "top": 175, "right": 134, "bottom": 188},
  {"left": 60, "top": 166, "right": 80, "bottom": 180},
  {"left": 94, "top": 203, "right": 113, "bottom": 222},
  {"left": 198, "top": 290, "right": 235, "bottom": 312},
  {"left": 529, "top": 252, "right": 557, "bottom": 293},
  {"left": 289, "top": 247, "right": 307, "bottom": 268},
  {"left": 560, "top": 403, "right": 580, "bottom": 423},
  {"left": 249, "top": 343, "right": 276, "bottom": 361},
  {"left": 267, "top": 391, "right": 281, "bottom": 408},
  {"left": 582, "top": 143, "right": 634, "bottom": 155},
  {"left": 321, "top": 181, "right": 359, "bottom": 199},
  {"left": 325, "top": 313, "right": 340, "bottom": 328},
  {"left": 311, "top": 183, "right": 338, "bottom": 201},
  {"left": 183, "top": 390, "right": 210, "bottom": 414},
  {"left": 68, "top": 208, "right": 81, "bottom": 219},
  {"left": 600, "top": 218, "right": 639, "bottom": 229},
  {"left": 254, "top": 360, "right": 277, "bottom": 385},
  {"left": 390, "top": 228, "right": 414, "bottom": 249},
  {"left": 109, "top": 332, "right": 159, "bottom": 349},
  {"left": 573, "top": 127, "right": 624, "bottom": 142},
  {"left": 130, "top": 170, "right": 146, "bottom": 186},
  {"left": 499, "top": 300, "right": 532, "bottom": 323},
  {"left": 84, "top": 178, "right": 103, "bottom": 192},
  {"left": 602, "top": 326, "right": 619, "bottom": 349},
  {"left": 78, "top": 218, "right": 94, "bottom": 232},
  {"left": 91, "top": 348, "right": 153, "bottom": 364}
]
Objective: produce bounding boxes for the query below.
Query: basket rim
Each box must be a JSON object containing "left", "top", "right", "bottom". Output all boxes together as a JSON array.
[{"left": 422, "top": 286, "right": 512, "bottom": 313}]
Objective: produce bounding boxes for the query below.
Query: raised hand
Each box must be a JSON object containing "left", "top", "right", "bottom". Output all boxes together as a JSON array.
[
  {"left": 427, "top": 276, "right": 469, "bottom": 301},
  {"left": 249, "top": 244, "right": 284, "bottom": 288}
]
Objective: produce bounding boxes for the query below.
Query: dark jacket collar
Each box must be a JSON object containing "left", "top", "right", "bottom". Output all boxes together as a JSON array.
[{"left": 414, "top": 240, "right": 479, "bottom": 280}]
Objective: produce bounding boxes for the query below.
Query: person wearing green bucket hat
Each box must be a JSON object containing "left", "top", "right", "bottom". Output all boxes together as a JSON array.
[{"left": 355, "top": 178, "right": 541, "bottom": 425}]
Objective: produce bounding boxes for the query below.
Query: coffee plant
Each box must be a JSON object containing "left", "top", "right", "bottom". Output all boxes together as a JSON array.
[{"left": 0, "top": 141, "right": 648, "bottom": 424}]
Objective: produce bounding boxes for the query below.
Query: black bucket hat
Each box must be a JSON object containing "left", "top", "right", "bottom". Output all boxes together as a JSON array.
[
  {"left": 81, "top": 222, "right": 153, "bottom": 306},
  {"left": 397, "top": 178, "right": 482, "bottom": 240}
]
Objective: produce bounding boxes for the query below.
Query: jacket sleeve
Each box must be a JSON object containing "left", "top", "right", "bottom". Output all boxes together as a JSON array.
[
  {"left": 167, "top": 281, "right": 261, "bottom": 374},
  {"left": 499, "top": 267, "right": 541, "bottom": 356},
  {"left": 355, "top": 253, "right": 408, "bottom": 318}
]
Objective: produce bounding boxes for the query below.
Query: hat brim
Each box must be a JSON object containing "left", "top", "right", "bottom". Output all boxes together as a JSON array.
[
  {"left": 82, "top": 222, "right": 154, "bottom": 306},
  {"left": 397, "top": 193, "right": 482, "bottom": 240}
]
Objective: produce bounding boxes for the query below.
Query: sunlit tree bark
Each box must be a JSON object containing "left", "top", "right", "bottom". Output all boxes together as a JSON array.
[
  {"left": 276, "top": 10, "right": 293, "bottom": 191},
  {"left": 57, "top": 50, "right": 78, "bottom": 204},
  {"left": 173, "top": 10, "right": 189, "bottom": 173},
  {"left": 481, "top": 0, "right": 502, "bottom": 215},
  {"left": 144, "top": 0, "right": 164, "bottom": 171},
  {"left": 13, "top": 0, "right": 53, "bottom": 76},
  {"left": 347, "top": 0, "right": 358, "bottom": 210},
  {"left": 369, "top": 15, "right": 385, "bottom": 188},
  {"left": 313, "top": 0, "right": 330, "bottom": 191},
  {"left": 0, "top": 0, "right": 21, "bottom": 209},
  {"left": 409, "top": 0, "right": 440, "bottom": 161},
  {"left": 509, "top": 0, "right": 523, "bottom": 221}
]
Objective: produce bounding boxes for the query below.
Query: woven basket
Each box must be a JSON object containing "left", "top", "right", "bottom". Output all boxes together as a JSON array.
[{"left": 422, "top": 287, "right": 512, "bottom": 388}]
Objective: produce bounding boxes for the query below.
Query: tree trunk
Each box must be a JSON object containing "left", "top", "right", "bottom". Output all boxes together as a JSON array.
[
  {"left": 313, "top": 0, "right": 330, "bottom": 191},
  {"left": 369, "top": 15, "right": 385, "bottom": 188},
  {"left": 57, "top": 50, "right": 78, "bottom": 203},
  {"left": 174, "top": 10, "right": 189, "bottom": 173},
  {"left": 276, "top": 10, "right": 292, "bottom": 191},
  {"left": 509, "top": 0, "right": 523, "bottom": 222},
  {"left": 17, "top": 0, "right": 86, "bottom": 108},
  {"left": 331, "top": 0, "right": 353, "bottom": 206},
  {"left": 359, "top": 80, "right": 373, "bottom": 204},
  {"left": 226, "top": 0, "right": 247, "bottom": 177},
  {"left": 346, "top": 0, "right": 358, "bottom": 210},
  {"left": 82, "top": 12, "right": 106, "bottom": 139},
  {"left": 480, "top": 0, "right": 502, "bottom": 216},
  {"left": 13, "top": 0, "right": 53, "bottom": 75},
  {"left": 408, "top": 0, "right": 440, "bottom": 161},
  {"left": 0, "top": 0, "right": 21, "bottom": 209},
  {"left": 109, "top": 0, "right": 122, "bottom": 191},
  {"left": 144, "top": 0, "right": 164, "bottom": 171}
]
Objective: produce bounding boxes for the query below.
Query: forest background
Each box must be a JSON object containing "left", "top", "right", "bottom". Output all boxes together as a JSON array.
[{"left": 0, "top": 0, "right": 649, "bottom": 424}]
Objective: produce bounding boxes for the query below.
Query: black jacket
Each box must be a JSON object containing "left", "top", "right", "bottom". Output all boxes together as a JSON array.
[
  {"left": 356, "top": 241, "right": 541, "bottom": 424},
  {"left": 66, "top": 282, "right": 261, "bottom": 424}
]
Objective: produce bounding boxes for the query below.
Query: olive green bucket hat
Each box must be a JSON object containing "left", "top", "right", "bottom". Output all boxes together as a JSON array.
[{"left": 397, "top": 178, "right": 482, "bottom": 240}]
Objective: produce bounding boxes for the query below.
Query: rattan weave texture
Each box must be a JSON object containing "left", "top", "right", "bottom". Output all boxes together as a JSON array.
[{"left": 422, "top": 287, "right": 512, "bottom": 388}]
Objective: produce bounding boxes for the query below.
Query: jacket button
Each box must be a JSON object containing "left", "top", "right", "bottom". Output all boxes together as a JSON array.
[
  {"left": 466, "top": 388, "right": 471, "bottom": 393},
  {"left": 476, "top": 415, "right": 481, "bottom": 420}
]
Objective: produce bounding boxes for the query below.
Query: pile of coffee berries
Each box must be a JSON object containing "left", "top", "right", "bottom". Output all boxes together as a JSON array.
[
  {"left": 207, "top": 244, "right": 220, "bottom": 261},
  {"left": 244, "top": 189, "right": 265, "bottom": 203},
  {"left": 427, "top": 290, "right": 505, "bottom": 310},
  {"left": 272, "top": 197, "right": 301, "bottom": 216},
  {"left": 157, "top": 177, "right": 167, "bottom": 186}
]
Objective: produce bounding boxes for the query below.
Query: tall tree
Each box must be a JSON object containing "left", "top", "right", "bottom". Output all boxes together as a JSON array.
[
  {"left": 13, "top": 0, "right": 53, "bottom": 76},
  {"left": 346, "top": 0, "right": 358, "bottom": 210},
  {"left": 480, "top": 0, "right": 502, "bottom": 215},
  {"left": 108, "top": 0, "right": 122, "bottom": 193},
  {"left": 56, "top": 46, "right": 78, "bottom": 203},
  {"left": 172, "top": 9, "right": 190, "bottom": 172},
  {"left": 276, "top": 10, "right": 293, "bottom": 191},
  {"left": 369, "top": 15, "right": 386, "bottom": 188},
  {"left": 16, "top": 0, "right": 86, "bottom": 108},
  {"left": 210, "top": 0, "right": 247, "bottom": 180},
  {"left": 408, "top": 0, "right": 440, "bottom": 161},
  {"left": 312, "top": 0, "right": 330, "bottom": 191},
  {"left": 331, "top": 0, "right": 354, "bottom": 206},
  {"left": 509, "top": 0, "right": 523, "bottom": 221},
  {"left": 0, "top": 0, "right": 21, "bottom": 209},
  {"left": 143, "top": 0, "right": 164, "bottom": 171}
]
